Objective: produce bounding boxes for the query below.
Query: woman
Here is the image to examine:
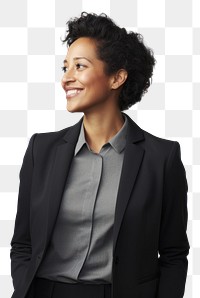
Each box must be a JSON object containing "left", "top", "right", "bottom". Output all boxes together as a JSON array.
[{"left": 10, "top": 12, "right": 189, "bottom": 298}]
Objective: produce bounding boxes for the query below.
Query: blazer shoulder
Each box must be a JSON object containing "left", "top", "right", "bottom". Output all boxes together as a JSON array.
[
  {"left": 34, "top": 126, "right": 69, "bottom": 139},
  {"left": 125, "top": 112, "right": 177, "bottom": 155},
  {"left": 142, "top": 129, "right": 180, "bottom": 159},
  {"left": 32, "top": 122, "right": 77, "bottom": 145},
  {"left": 31, "top": 128, "right": 63, "bottom": 146},
  {"left": 143, "top": 130, "right": 176, "bottom": 145}
]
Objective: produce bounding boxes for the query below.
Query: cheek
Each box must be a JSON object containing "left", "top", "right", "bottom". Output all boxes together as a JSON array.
[{"left": 79, "top": 73, "right": 96, "bottom": 86}]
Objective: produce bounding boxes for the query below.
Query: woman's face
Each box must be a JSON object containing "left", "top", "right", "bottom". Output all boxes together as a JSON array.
[{"left": 61, "top": 37, "right": 116, "bottom": 114}]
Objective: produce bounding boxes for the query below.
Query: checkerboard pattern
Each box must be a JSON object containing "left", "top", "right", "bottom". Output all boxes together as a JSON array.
[{"left": 0, "top": 0, "right": 199, "bottom": 297}]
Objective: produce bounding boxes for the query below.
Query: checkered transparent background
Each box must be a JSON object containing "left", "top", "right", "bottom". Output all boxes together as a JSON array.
[{"left": 0, "top": 0, "right": 199, "bottom": 297}]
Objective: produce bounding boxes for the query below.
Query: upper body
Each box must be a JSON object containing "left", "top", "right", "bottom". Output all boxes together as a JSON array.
[
  {"left": 34, "top": 112, "right": 129, "bottom": 284},
  {"left": 10, "top": 12, "right": 190, "bottom": 298}
]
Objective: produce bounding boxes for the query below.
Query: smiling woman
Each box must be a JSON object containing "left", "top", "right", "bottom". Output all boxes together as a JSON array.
[
  {"left": 59, "top": 12, "right": 156, "bottom": 152},
  {"left": 10, "top": 11, "right": 189, "bottom": 298}
]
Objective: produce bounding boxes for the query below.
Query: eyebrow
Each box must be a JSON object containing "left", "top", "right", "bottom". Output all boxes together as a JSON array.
[{"left": 63, "top": 57, "right": 92, "bottom": 64}]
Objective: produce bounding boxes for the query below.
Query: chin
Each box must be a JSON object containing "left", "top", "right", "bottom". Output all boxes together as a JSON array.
[{"left": 66, "top": 104, "right": 83, "bottom": 113}]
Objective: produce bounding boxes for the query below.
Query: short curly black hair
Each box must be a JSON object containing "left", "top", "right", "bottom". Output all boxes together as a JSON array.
[{"left": 62, "top": 12, "right": 156, "bottom": 111}]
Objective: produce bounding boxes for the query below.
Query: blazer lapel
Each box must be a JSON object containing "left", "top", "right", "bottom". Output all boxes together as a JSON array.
[
  {"left": 43, "top": 117, "right": 83, "bottom": 249},
  {"left": 112, "top": 113, "right": 145, "bottom": 252},
  {"left": 43, "top": 113, "right": 145, "bottom": 255}
]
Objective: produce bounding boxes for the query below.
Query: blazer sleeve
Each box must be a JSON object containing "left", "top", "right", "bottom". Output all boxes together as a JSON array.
[
  {"left": 10, "top": 133, "right": 37, "bottom": 291},
  {"left": 157, "top": 141, "right": 190, "bottom": 298}
]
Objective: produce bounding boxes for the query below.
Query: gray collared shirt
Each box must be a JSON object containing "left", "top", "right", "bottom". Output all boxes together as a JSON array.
[{"left": 36, "top": 113, "right": 128, "bottom": 284}]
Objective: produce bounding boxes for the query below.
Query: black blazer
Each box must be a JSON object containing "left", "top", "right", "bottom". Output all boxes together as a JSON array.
[{"left": 10, "top": 112, "right": 190, "bottom": 298}]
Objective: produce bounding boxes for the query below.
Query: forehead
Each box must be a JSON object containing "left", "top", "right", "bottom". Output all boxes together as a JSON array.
[{"left": 66, "top": 37, "right": 98, "bottom": 59}]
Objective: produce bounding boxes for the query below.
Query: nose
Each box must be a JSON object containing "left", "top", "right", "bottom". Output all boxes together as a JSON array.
[{"left": 61, "top": 68, "right": 76, "bottom": 84}]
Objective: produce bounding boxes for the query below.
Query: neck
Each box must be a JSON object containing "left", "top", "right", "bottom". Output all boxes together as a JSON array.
[{"left": 83, "top": 109, "right": 125, "bottom": 149}]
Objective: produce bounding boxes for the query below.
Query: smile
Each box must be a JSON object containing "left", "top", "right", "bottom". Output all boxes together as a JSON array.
[{"left": 66, "top": 89, "right": 83, "bottom": 99}]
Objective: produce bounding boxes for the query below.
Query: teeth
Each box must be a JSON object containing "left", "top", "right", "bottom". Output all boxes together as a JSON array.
[{"left": 66, "top": 89, "right": 82, "bottom": 96}]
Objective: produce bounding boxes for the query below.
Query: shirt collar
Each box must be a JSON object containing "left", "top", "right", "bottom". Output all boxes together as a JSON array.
[{"left": 74, "top": 113, "right": 128, "bottom": 156}]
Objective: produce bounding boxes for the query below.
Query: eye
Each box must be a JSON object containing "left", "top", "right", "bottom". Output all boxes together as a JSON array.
[
  {"left": 61, "top": 63, "right": 86, "bottom": 73},
  {"left": 75, "top": 63, "right": 86, "bottom": 70},
  {"left": 61, "top": 66, "right": 68, "bottom": 73}
]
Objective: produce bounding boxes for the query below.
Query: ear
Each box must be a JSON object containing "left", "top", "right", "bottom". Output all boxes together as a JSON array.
[{"left": 111, "top": 69, "right": 128, "bottom": 90}]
